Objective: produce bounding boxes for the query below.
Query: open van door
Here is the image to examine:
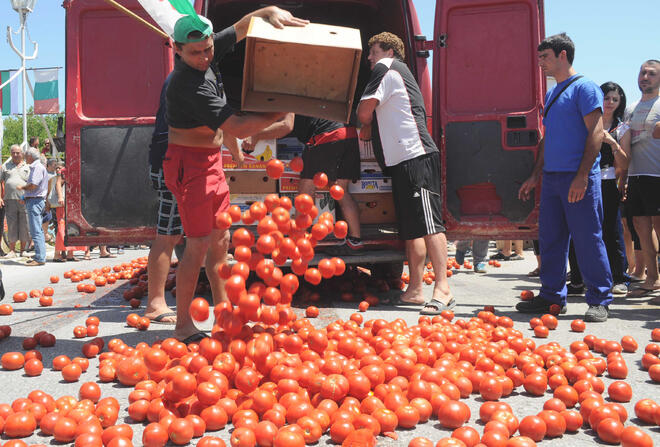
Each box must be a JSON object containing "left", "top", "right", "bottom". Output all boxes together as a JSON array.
[
  {"left": 433, "top": 0, "right": 545, "bottom": 240},
  {"left": 63, "top": 0, "right": 176, "bottom": 245}
]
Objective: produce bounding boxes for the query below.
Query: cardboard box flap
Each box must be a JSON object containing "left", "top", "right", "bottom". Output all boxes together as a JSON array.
[{"left": 247, "top": 18, "right": 362, "bottom": 50}]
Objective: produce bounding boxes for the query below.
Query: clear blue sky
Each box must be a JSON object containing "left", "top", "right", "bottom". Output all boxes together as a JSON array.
[{"left": 0, "top": 0, "right": 658, "bottom": 114}]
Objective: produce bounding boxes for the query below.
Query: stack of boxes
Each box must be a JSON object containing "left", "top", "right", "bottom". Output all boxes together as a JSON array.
[
  {"left": 351, "top": 140, "right": 396, "bottom": 224},
  {"left": 224, "top": 139, "right": 278, "bottom": 219}
]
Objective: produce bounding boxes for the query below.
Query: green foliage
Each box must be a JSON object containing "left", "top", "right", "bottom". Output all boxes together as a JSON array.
[{"left": 1, "top": 107, "right": 65, "bottom": 160}]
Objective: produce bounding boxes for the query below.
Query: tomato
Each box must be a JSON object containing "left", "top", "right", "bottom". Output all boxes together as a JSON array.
[
  {"left": 79, "top": 382, "right": 101, "bottom": 402},
  {"left": 231, "top": 427, "right": 257, "bottom": 447},
  {"left": 438, "top": 400, "right": 470, "bottom": 429},
  {"left": 621, "top": 335, "right": 638, "bottom": 352},
  {"left": 518, "top": 415, "right": 546, "bottom": 441},
  {"left": 523, "top": 373, "right": 547, "bottom": 396},
  {"left": 102, "top": 424, "right": 134, "bottom": 446},
  {"left": 560, "top": 409, "right": 583, "bottom": 432},
  {"left": 266, "top": 159, "right": 285, "bottom": 179},
  {"left": 597, "top": 417, "right": 624, "bottom": 444},
  {"left": 190, "top": 297, "right": 210, "bottom": 321},
  {"left": 533, "top": 325, "right": 549, "bottom": 338},
  {"left": 620, "top": 426, "right": 654, "bottom": 447},
  {"left": 75, "top": 433, "right": 104, "bottom": 447},
  {"left": 24, "top": 358, "right": 43, "bottom": 376},
  {"left": 479, "top": 376, "right": 503, "bottom": 401},
  {"left": 570, "top": 319, "right": 586, "bottom": 332},
  {"left": 2, "top": 352, "right": 25, "bottom": 370},
  {"left": 50, "top": 275, "right": 60, "bottom": 283},
  {"left": 607, "top": 380, "right": 632, "bottom": 402},
  {"left": 142, "top": 422, "right": 169, "bottom": 447},
  {"left": 73, "top": 326, "right": 88, "bottom": 338},
  {"left": 329, "top": 420, "right": 354, "bottom": 443},
  {"left": 634, "top": 399, "right": 658, "bottom": 424},
  {"left": 553, "top": 385, "right": 578, "bottom": 408},
  {"left": 329, "top": 184, "right": 344, "bottom": 200},
  {"left": 4, "top": 411, "right": 37, "bottom": 437},
  {"left": 305, "top": 306, "right": 319, "bottom": 318},
  {"left": 167, "top": 418, "right": 194, "bottom": 445},
  {"left": 537, "top": 410, "right": 566, "bottom": 438},
  {"left": 0, "top": 304, "right": 12, "bottom": 314},
  {"left": 451, "top": 426, "right": 481, "bottom": 447},
  {"left": 409, "top": 438, "right": 434, "bottom": 447},
  {"left": 53, "top": 417, "right": 77, "bottom": 442},
  {"left": 116, "top": 356, "right": 148, "bottom": 386}
]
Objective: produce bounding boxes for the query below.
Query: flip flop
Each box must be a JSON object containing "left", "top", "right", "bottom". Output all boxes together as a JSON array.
[
  {"left": 149, "top": 311, "right": 177, "bottom": 325},
  {"left": 66, "top": 257, "right": 80, "bottom": 262},
  {"left": 179, "top": 332, "right": 208, "bottom": 344},
  {"left": 388, "top": 295, "right": 425, "bottom": 307},
  {"left": 52, "top": 258, "right": 66, "bottom": 263},
  {"left": 420, "top": 298, "right": 456, "bottom": 315},
  {"left": 626, "top": 288, "right": 658, "bottom": 298},
  {"left": 100, "top": 254, "right": 117, "bottom": 258}
]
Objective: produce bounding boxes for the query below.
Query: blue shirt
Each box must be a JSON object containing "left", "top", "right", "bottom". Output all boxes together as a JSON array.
[
  {"left": 542, "top": 75, "right": 603, "bottom": 173},
  {"left": 25, "top": 160, "right": 49, "bottom": 198}
]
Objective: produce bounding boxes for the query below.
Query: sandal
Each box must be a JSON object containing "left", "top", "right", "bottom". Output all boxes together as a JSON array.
[
  {"left": 149, "top": 311, "right": 177, "bottom": 325},
  {"left": 528, "top": 268, "right": 540, "bottom": 277},
  {"left": 420, "top": 297, "right": 456, "bottom": 315},
  {"left": 66, "top": 257, "right": 80, "bottom": 262},
  {"left": 489, "top": 251, "right": 507, "bottom": 260},
  {"left": 52, "top": 258, "right": 66, "bottom": 263}
]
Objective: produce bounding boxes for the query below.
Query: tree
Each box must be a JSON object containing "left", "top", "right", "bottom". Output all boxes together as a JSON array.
[{"left": 1, "top": 107, "right": 65, "bottom": 160}]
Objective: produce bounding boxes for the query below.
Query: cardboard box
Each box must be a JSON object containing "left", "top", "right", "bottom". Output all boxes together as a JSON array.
[
  {"left": 359, "top": 139, "right": 375, "bottom": 160},
  {"left": 242, "top": 18, "right": 362, "bottom": 123},
  {"left": 230, "top": 194, "right": 272, "bottom": 213},
  {"left": 348, "top": 177, "right": 392, "bottom": 194},
  {"left": 355, "top": 193, "right": 396, "bottom": 224},
  {"left": 222, "top": 139, "right": 276, "bottom": 171},
  {"left": 279, "top": 171, "right": 301, "bottom": 192},
  {"left": 348, "top": 161, "right": 392, "bottom": 194},
  {"left": 227, "top": 171, "right": 277, "bottom": 194}
]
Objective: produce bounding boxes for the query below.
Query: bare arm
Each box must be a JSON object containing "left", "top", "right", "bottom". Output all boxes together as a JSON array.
[
  {"left": 567, "top": 108, "right": 604, "bottom": 203},
  {"left": 55, "top": 176, "right": 65, "bottom": 206},
  {"left": 653, "top": 121, "right": 660, "bottom": 139},
  {"left": 233, "top": 6, "right": 308, "bottom": 42},
  {"left": 518, "top": 137, "right": 545, "bottom": 201},
  {"left": 242, "top": 113, "right": 294, "bottom": 152},
  {"left": 617, "top": 129, "right": 632, "bottom": 198},
  {"left": 604, "top": 130, "right": 628, "bottom": 171},
  {"left": 220, "top": 112, "right": 287, "bottom": 140},
  {"left": 357, "top": 98, "right": 379, "bottom": 140}
]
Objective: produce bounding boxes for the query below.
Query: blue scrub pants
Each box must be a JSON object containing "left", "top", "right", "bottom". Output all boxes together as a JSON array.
[{"left": 538, "top": 171, "right": 613, "bottom": 306}]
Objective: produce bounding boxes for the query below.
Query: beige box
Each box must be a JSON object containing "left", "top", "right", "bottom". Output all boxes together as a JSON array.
[
  {"left": 242, "top": 17, "right": 362, "bottom": 123},
  {"left": 227, "top": 171, "right": 277, "bottom": 194},
  {"left": 355, "top": 193, "right": 396, "bottom": 224}
]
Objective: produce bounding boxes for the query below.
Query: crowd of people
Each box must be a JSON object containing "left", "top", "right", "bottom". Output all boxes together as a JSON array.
[
  {"left": 1, "top": 18, "right": 657, "bottom": 339},
  {"left": 0, "top": 138, "right": 119, "bottom": 264}
]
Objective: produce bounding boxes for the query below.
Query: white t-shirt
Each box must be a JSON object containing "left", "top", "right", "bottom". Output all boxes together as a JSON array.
[
  {"left": 360, "top": 58, "right": 437, "bottom": 167},
  {"left": 625, "top": 96, "right": 660, "bottom": 177}
]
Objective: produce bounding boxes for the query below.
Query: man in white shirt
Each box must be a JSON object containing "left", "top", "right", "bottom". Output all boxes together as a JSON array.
[
  {"left": 357, "top": 32, "right": 453, "bottom": 315},
  {"left": 624, "top": 60, "right": 660, "bottom": 299}
]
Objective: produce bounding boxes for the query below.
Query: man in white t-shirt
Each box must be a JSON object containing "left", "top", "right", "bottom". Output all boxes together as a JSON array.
[
  {"left": 357, "top": 32, "right": 453, "bottom": 315},
  {"left": 624, "top": 59, "right": 660, "bottom": 299}
]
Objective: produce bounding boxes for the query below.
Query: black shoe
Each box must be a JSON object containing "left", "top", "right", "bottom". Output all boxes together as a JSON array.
[
  {"left": 0, "top": 269, "right": 4, "bottom": 301},
  {"left": 584, "top": 304, "right": 609, "bottom": 322},
  {"left": 567, "top": 283, "right": 584, "bottom": 295},
  {"left": 516, "top": 296, "right": 567, "bottom": 314},
  {"left": 490, "top": 251, "right": 507, "bottom": 260}
]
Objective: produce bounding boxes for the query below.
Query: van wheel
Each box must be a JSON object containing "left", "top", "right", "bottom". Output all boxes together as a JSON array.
[{"left": 372, "top": 261, "right": 404, "bottom": 280}]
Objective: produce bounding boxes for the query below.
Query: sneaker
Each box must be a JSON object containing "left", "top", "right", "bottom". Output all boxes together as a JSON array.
[
  {"left": 584, "top": 304, "right": 609, "bottom": 322},
  {"left": 455, "top": 250, "right": 466, "bottom": 266},
  {"left": 612, "top": 283, "right": 628, "bottom": 295},
  {"left": 474, "top": 262, "right": 487, "bottom": 273},
  {"left": 516, "top": 296, "right": 567, "bottom": 314},
  {"left": 508, "top": 254, "right": 524, "bottom": 261},
  {"left": 346, "top": 238, "right": 364, "bottom": 250},
  {"left": 2, "top": 251, "right": 17, "bottom": 259},
  {"left": 567, "top": 283, "right": 584, "bottom": 295}
]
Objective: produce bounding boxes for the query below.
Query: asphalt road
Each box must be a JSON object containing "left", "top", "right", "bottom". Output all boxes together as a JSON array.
[{"left": 0, "top": 244, "right": 659, "bottom": 446}]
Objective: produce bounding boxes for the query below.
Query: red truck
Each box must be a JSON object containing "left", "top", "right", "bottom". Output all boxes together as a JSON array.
[{"left": 63, "top": 0, "right": 545, "bottom": 270}]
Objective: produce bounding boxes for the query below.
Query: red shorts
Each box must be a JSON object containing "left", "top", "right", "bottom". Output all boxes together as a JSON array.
[{"left": 162, "top": 144, "right": 230, "bottom": 238}]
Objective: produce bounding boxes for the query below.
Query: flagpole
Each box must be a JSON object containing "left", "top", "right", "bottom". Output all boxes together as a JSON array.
[
  {"left": 102, "top": 0, "right": 170, "bottom": 40},
  {"left": 7, "top": 8, "right": 38, "bottom": 147}
]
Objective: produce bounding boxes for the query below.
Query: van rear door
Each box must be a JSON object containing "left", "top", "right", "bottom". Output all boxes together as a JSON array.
[
  {"left": 64, "top": 0, "right": 174, "bottom": 245},
  {"left": 433, "top": 0, "right": 545, "bottom": 240}
]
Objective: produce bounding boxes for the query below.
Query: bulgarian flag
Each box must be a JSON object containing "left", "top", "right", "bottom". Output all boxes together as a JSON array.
[
  {"left": 0, "top": 70, "right": 19, "bottom": 116},
  {"left": 136, "top": 0, "right": 202, "bottom": 37},
  {"left": 33, "top": 69, "right": 59, "bottom": 114}
]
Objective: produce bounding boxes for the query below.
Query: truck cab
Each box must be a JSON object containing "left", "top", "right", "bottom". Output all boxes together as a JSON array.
[{"left": 64, "top": 0, "right": 545, "bottom": 263}]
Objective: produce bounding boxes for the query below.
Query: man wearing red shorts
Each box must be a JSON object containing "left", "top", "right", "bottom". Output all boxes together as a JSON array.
[{"left": 164, "top": 8, "right": 307, "bottom": 343}]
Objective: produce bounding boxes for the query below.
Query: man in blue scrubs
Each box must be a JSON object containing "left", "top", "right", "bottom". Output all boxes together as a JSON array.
[{"left": 518, "top": 33, "right": 613, "bottom": 322}]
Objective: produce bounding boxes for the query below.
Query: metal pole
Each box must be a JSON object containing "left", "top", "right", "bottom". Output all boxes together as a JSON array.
[{"left": 20, "top": 12, "right": 27, "bottom": 146}]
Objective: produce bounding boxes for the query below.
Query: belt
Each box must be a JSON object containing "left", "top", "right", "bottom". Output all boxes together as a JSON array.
[{"left": 307, "top": 127, "right": 357, "bottom": 147}]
